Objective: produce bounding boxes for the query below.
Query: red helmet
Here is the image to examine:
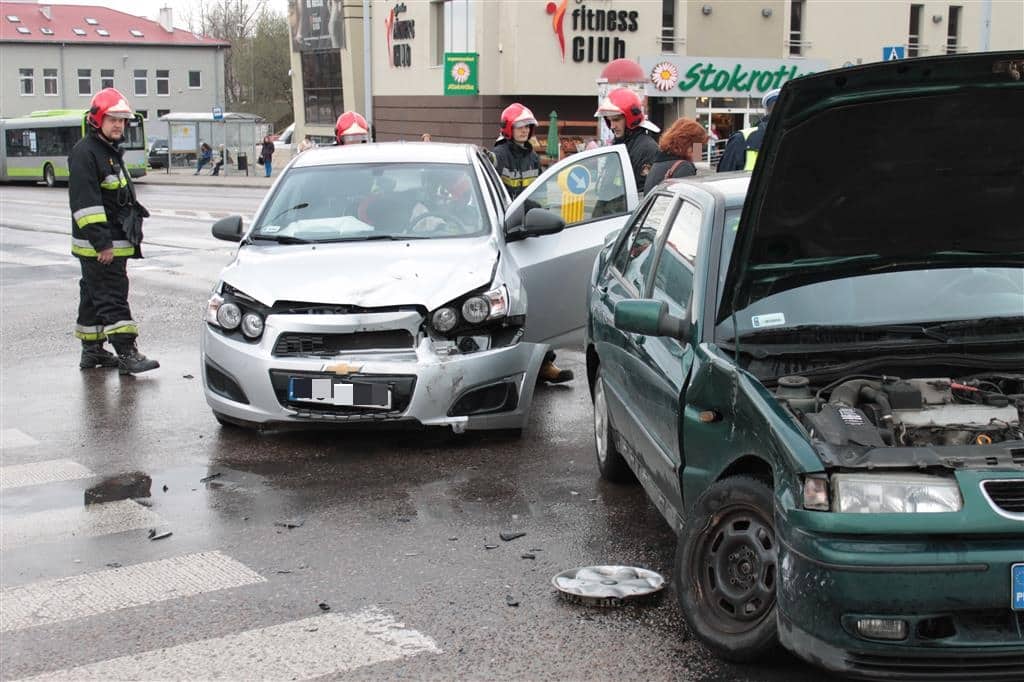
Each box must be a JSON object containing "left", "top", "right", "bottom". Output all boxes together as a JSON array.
[
  {"left": 335, "top": 111, "right": 369, "bottom": 144},
  {"left": 595, "top": 88, "right": 644, "bottom": 130},
  {"left": 87, "top": 87, "right": 133, "bottom": 128},
  {"left": 500, "top": 103, "right": 537, "bottom": 140}
]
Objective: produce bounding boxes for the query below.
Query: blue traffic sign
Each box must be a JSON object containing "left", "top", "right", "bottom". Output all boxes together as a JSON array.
[
  {"left": 1013, "top": 563, "right": 1024, "bottom": 610},
  {"left": 566, "top": 165, "right": 591, "bottom": 195},
  {"left": 212, "top": 106, "right": 224, "bottom": 121},
  {"left": 883, "top": 46, "right": 906, "bottom": 61}
]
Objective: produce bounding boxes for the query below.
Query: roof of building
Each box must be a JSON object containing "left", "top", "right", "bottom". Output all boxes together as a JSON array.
[{"left": 0, "top": 2, "right": 229, "bottom": 47}]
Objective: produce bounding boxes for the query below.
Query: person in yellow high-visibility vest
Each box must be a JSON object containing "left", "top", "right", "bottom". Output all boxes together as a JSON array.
[{"left": 717, "top": 88, "right": 780, "bottom": 173}]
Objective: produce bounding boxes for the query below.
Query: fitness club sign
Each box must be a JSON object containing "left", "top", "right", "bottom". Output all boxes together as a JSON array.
[
  {"left": 385, "top": 3, "right": 415, "bottom": 68},
  {"left": 545, "top": 0, "right": 639, "bottom": 64}
]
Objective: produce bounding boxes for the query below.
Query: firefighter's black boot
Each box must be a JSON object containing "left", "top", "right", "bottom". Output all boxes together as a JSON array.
[
  {"left": 111, "top": 337, "right": 160, "bottom": 375},
  {"left": 80, "top": 341, "right": 120, "bottom": 369}
]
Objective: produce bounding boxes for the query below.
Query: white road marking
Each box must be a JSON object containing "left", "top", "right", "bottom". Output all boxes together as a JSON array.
[
  {"left": 0, "top": 459, "right": 94, "bottom": 490},
  {"left": 1, "top": 551, "right": 265, "bottom": 632},
  {"left": 0, "top": 429, "right": 39, "bottom": 450},
  {"left": 16, "top": 607, "right": 441, "bottom": 681},
  {"left": 0, "top": 500, "right": 163, "bottom": 551}
]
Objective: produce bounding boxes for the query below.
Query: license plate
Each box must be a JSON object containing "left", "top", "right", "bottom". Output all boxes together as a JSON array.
[
  {"left": 1013, "top": 563, "right": 1024, "bottom": 611},
  {"left": 288, "top": 377, "right": 391, "bottom": 409}
]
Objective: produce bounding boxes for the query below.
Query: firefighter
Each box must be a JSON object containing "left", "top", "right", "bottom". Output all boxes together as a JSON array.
[
  {"left": 69, "top": 87, "right": 159, "bottom": 375},
  {"left": 595, "top": 88, "right": 659, "bottom": 194},
  {"left": 717, "top": 87, "right": 780, "bottom": 172},
  {"left": 335, "top": 111, "right": 370, "bottom": 145},
  {"left": 493, "top": 103, "right": 541, "bottom": 199}
]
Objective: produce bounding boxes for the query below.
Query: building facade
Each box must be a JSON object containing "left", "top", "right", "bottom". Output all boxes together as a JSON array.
[
  {"left": 289, "top": 0, "right": 1023, "bottom": 147},
  {"left": 1, "top": 2, "right": 229, "bottom": 137}
]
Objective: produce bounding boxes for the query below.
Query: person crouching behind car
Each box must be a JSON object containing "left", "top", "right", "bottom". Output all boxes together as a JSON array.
[
  {"left": 643, "top": 117, "right": 708, "bottom": 193},
  {"left": 335, "top": 111, "right": 370, "bottom": 145}
]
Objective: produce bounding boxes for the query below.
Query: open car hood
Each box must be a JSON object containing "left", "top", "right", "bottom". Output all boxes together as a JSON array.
[{"left": 718, "top": 52, "right": 1024, "bottom": 323}]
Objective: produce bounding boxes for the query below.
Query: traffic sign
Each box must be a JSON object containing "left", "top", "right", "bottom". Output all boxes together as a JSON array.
[
  {"left": 882, "top": 46, "right": 906, "bottom": 61},
  {"left": 565, "top": 165, "right": 591, "bottom": 195},
  {"left": 212, "top": 106, "right": 224, "bottom": 121}
]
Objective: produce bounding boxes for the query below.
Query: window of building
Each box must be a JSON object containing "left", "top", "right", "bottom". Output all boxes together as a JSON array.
[
  {"left": 157, "top": 109, "right": 170, "bottom": 118},
  {"left": 44, "top": 69, "right": 58, "bottom": 95},
  {"left": 134, "top": 69, "right": 147, "bottom": 95},
  {"left": 6, "top": 15, "right": 20, "bottom": 22},
  {"left": 19, "top": 68, "right": 34, "bottom": 95},
  {"left": 85, "top": 17, "right": 98, "bottom": 25},
  {"left": 789, "top": 0, "right": 805, "bottom": 56},
  {"left": 16, "top": 26, "right": 29, "bottom": 34},
  {"left": 301, "top": 51, "right": 343, "bottom": 125},
  {"left": 661, "top": 0, "right": 676, "bottom": 53},
  {"left": 156, "top": 69, "right": 170, "bottom": 95},
  {"left": 130, "top": 29, "right": 144, "bottom": 38},
  {"left": 431, "top": 0, "right": 445, "bottom": 66},
  {"left": 947, "top": 6, "right": 961, "bottom": 54},
  {"left": 908, "top": 4, "right": 923, "bottom": 57},
  {"left": 188, "top": 70, "right": 201, "bottom": 88},
  {"left": 101, "top": 69, "right": 114, "bottom": 89},
  {"left": 40, "top": 27, "right": 53, "bottom": 35},
  {"left": 72, "top": 27, "right": 86, "bottom": 36},
  {"left": 78, "top": 68, "right": 91, "bottom": 95},
  {"left": 136, "top": 109, "right": 148, "bottom": 120},
  {"left": 96, "top": 28, "right": 109, "bottom": 37}
]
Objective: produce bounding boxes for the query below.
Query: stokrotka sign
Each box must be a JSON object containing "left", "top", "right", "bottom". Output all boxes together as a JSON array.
[
  {"left": 546, "top": 0, "right": 639, "bottom": 64},
  {"left": 639, "top": 57, "right": 829, "bottom": 98}
]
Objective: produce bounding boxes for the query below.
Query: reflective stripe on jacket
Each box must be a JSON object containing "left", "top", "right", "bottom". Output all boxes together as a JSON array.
[
  {"left": 68, "top": 132, "right": 136, "bottom": 258},
  {"left": 492, "top": 139, "right": 540, "bottom": 199}
]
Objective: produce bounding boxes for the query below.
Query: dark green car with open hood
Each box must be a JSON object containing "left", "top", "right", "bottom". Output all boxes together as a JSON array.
[{"left": 584, "top": 52, "right": 1024, "bottom": 678}]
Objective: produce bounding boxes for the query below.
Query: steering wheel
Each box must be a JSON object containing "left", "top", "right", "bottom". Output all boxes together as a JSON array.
[{"left": 408, "top": 211, "right": 465, "bottom": 235}]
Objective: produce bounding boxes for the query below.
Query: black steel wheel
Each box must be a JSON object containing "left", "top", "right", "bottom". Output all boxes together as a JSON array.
[{"left": 675, "top": 475, "right": 779, "bottom": 662}]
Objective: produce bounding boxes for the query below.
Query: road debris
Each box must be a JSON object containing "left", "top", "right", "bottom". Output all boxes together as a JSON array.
[
  {"left": 182, "top": 374, "right": 194, "bottom": 379},
  {"left": 500, "top": 531, "right": 526, "bottom": 542},
  {"left": 199, "top": 472, "right": 222, "bottom": 483},
  {"left": 484, "top": 544, "right": 498, "bottom": 550},
  {"left": 521, "top": 553, "right": 536, "bottom": 560},
  {"left": 274, "top": 518, "right": 305, "bottom": 529},
  {"left": 84, "top": 472, "right": 152, "bottom": 505},
  {"left": 105, "top": 562, "right": 122, "bottom": 568},
  {"left": 505, "top": 594, "right": 520, "bottom": 607},
  {"left": 318, "top": 602, "right": 331, "bottom": 611},
  {"left": 149, "top": 530, "right": 173, "bottom": 541},
  {"left": 552, "top": 565, "right": 665, "bottom": 607},
  {"left": 162, "top": 485, "right": 168, "bottom": 492}
]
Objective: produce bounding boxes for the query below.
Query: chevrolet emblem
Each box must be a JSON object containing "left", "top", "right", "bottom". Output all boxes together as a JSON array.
[{"left": 323, "top": 362, "right": 363, "bottom": 376}]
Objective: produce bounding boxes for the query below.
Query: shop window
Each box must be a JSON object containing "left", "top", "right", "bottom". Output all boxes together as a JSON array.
[
  {"left": 188, "top": 70, "right": 201, "bottom": 88},
  {"left": 78, "top": 68, "right": 91, "bottom": 96},
  {"left": 947, "top": 6, "right": 961, "bottom": 54},
  {"left": 789, "top": 0, "right": 804, "bottom": 56},
  {"left": 301, "top": 51, "right": 343, "bottom": 125},
  {"left": 134, "top": 69, "right": 147, "bottom": 95},
  {"left": 156, "top": 69, "right": 170, "bottom": 95},
  {"left": 44, "top": 69, "right": 58, "bottom": 95},
  {"left": 101, "top": 69, "right": 114, "bottom": 89},
  {"left": 908, "top": 4, "right": 923, "bottom": 57},
  {"left": 19, "top": 68, "right": 33, "bottom": 95}
]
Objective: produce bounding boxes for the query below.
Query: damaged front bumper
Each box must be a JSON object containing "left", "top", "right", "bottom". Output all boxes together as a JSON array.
[
  {"left": 201, "top": 311, "right": 547, "bottom": 431},
  {"left": 776, "top": 470, "right": 1024, "bottom": 680}
]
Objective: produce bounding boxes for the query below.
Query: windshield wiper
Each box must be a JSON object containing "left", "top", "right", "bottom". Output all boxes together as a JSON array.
[
  {"left": 250, "top": 234, "right": 314, "bottom": 244},
  {"left": 317, "top": 234, "right": 429, "bottom": 243},
  {"left": 728, "top": 323, "right": 953, "bottom": 344}
]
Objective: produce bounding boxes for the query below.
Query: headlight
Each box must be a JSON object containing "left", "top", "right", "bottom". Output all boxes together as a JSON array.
[
  {"left": 481, "top": 285, "right": 508, "bottom": 319},
  {"left": 241, "top": 312, "right": 264, "bottom": 339},
  {"left": 216, "top": 302, "right": 242, "bottom": 330},
  {"left": 462, "top": 296, "right": 489, "bottom": 324},
  {"left": 432, "top": 306, "right": 458, "bottom": 333},
  {"left": 833, "top": 473, "right": 962, "bottom": 513}
]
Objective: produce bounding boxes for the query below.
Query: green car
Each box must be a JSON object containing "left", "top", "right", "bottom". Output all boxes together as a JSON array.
[{"left": 584, "top": 52, "right": 1024, "bottom": 679}]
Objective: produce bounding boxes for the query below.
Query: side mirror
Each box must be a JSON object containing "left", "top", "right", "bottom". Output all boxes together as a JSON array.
[
  {"left": 614, "top": 299, "right": 690, "bottom": 340},
  {"left": 211, "top": 215, "right": 244, "bottom": 242},
  {"left": 522, "top": 208, "right": 565, "bottom": 237}
]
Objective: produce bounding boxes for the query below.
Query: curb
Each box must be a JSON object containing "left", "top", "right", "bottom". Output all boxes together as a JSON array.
[{"left": 134, "top": 173, "right": 274, "bottom": 189}]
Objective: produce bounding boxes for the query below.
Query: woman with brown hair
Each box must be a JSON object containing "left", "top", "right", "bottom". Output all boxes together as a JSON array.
[{"left": 643, "top": 117, "right": 708, "bottom": 193}]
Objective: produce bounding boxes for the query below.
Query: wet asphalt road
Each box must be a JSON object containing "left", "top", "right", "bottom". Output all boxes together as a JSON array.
[{"left": 0, "top": 184, "right": 823, "bottom": 680}]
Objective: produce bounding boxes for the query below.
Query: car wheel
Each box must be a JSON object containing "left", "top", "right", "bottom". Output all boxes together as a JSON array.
[
  {"left": 592, "top": 369, "right": 635, "bottom": 483},
  {"left": 675, "top": 476, "right": 779, "bottom": 662},
  {"left": 43, "top": 163, "right": 56, "bottom": 188},
  {"left": 213, "top": 411, "right": 260, "bottom": 431}
]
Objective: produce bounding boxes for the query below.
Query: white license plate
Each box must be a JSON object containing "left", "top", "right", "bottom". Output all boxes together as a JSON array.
[{"left": 288, "top": 377, "right": 391, "bottom": 409}]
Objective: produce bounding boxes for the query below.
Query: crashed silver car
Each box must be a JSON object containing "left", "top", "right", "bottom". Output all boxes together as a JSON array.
[{"left": 202, "top": 142, "right": 639, "bottom": 431}]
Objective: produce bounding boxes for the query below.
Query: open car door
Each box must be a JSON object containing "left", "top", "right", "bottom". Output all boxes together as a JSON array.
[{"left": 504, "top": 145, "right": 638, "bottom": 347}]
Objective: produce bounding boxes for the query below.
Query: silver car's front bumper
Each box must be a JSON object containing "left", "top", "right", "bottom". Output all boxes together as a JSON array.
[{"left": 201, "top": 312, "right": 546, "bottom": 431}]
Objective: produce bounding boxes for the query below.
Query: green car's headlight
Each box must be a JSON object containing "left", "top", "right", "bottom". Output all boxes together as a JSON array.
[{"left": 833, "top": 473, "right": 962, "bottom": 513}]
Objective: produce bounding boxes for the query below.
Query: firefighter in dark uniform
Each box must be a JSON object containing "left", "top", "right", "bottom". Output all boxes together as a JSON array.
[
  {"left": 717, "top": 87, "right": 780, "bottom": 172},
  {"left": 70, "top": 87, "right": 158, "bottom": 374},
  {"left": 595, "top": 88, "right": 659, "bottom": 195},
  {"left": 493, "top": 103, "right": 541, "bottom": 200}
]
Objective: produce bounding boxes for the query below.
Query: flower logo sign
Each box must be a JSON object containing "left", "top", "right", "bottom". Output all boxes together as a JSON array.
[
  {"left": 451, "top": 61, "right": 471, "bottom": 84},
  {"left": 651, "top": 62, "right": 679, "bottom": 91},
  {"left": 444, "top": 52, "right": 478, "bottom": 96}
]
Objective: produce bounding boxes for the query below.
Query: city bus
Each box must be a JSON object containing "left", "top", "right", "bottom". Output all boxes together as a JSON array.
[{"left": 0, "top": 109, "right": 147, "bottom": 187}]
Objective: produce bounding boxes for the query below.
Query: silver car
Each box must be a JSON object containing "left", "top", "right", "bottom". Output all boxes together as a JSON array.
[{"left": 202, "top": 142, "right": 639, "bottom": 431}]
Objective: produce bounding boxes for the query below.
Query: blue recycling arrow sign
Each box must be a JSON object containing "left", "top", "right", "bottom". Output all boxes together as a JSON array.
[
  {"left": 566, "top": 165, "right": 591, "bottom": 195},
  {"left": 883, "top": 46, "right": 906, "bottom": 61}
]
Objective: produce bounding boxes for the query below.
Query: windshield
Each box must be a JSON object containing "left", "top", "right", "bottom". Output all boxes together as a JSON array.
[
  {"left": 121, "top": 116, "right": 146, "bottom": 150},
  {"left": 716, "top": 267, "right": 1024, "bottom": 340},
  {"left": 252, "top": 162, "right": 488, "bottom": 242}
]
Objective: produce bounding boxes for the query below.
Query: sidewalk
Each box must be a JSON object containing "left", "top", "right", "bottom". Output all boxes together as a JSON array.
[{"left": 135, "top": 166, "right": 276, "bottom": 189}]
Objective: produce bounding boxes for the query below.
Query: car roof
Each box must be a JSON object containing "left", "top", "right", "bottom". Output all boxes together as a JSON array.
[
  {"left": 290, "top": 141, "right": 476, "bottom": 168},
  {"left": 662, "top": 172, "right": 750, "bottom": 209}
]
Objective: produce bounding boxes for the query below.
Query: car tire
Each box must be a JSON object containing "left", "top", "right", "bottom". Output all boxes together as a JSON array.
[
  {"left": 213, "top": 411, "right": 260, "bottom": 431},
  {"left": 592, "top": 369, "right": 635, "bottom": 483},
  {"left": 675, "top": 475, "right": 779, "bottom": 662},
  {"left": 43, "top": 163, "right": 56, "bottom": 188}
]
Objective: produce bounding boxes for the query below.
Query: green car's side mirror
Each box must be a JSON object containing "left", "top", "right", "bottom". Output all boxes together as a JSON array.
[
  {"left": 212, "top": 215, "right": 244, "bottom": 242},
  {"left": 614, "top": 299, "right": 690, "bottom": 340}
]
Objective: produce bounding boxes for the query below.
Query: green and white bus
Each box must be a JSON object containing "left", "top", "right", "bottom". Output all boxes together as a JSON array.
[{"left": 0, "top": 109, "right": 147, "bottom": 187}]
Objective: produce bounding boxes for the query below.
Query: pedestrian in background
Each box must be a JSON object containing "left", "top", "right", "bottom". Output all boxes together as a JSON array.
[
  {"left": 717, "top": 88, "right": 779, "bottom": 172},
  {"left": 211, "top": 144, "right": 230, "bottom": 176},
  {"left": 259, "top": 135, "right": 275, "bottom": 177},
  {"left": 69, "top": 87, "right": 159, "bottom": 374},
  {"left": 195, "top": 142, "right": 213, "bottom": 175},
  {"left": 297, "top": 135, "right": 315, "bottom": 154},
  {"left": 595, "top": 88, "right": 658, "bottom": 195},
  {"left": 421, "top": 133, "right": 432, "bottom": 142},
  {"left": 643, "top": 117, "right": 707, "bottom": 193}
]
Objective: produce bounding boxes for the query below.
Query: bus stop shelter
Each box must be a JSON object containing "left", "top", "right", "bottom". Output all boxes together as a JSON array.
[{"left": 158, "top": 112, "right": 269, "bottom": 175}]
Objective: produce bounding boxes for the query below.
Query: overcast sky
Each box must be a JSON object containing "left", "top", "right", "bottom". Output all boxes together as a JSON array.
[{"left": 39, "top": 0, "right": 289, "bottom": 27}]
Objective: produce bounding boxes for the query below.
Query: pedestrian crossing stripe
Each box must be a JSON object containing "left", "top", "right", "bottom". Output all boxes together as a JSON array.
[
  {"left": 0, "top": 499, "right": 163, "bottom": 551},
  {"left": 0, "top": 429, "right": 39, "bottom": 450},
  {"left": 0, "top": 459, "right": 94, "bottom": 490},
  {"left": 15, "top": 608, "right": 441, "bottom": 681}
]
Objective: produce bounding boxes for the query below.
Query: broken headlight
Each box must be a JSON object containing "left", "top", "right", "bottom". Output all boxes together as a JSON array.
[
  {"left": 206, "top": 284, "right": 266, "bottom": 341},
  {"left": 832, "top": 473, "right": 962, "bottom": 513},
  {"left": 429, "top": 285, "right": 509, "bottom": 336}
]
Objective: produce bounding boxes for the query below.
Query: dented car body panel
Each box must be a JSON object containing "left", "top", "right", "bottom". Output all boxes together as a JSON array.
[{"left": 586, "top": 52, "right": 1024, "bottom": 678}]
